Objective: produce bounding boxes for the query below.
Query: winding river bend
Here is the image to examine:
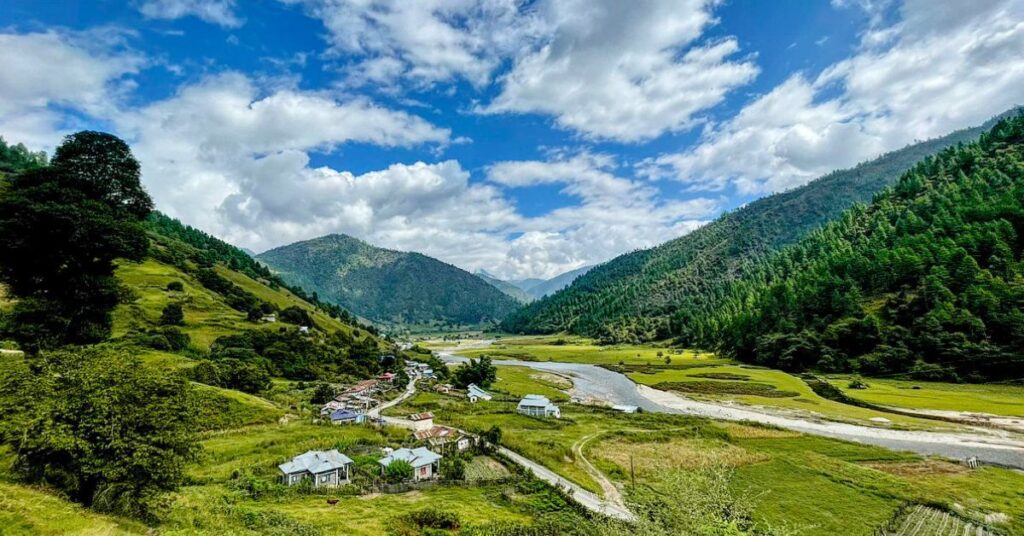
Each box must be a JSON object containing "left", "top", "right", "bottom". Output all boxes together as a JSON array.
[{"left": 439, "top": 350, "right": 1024, "bottom": 469}]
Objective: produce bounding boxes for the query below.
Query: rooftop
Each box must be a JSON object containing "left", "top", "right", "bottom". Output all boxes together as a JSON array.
[
  {"left": 278, "top": 449, "right": 353, "bottom": 475},
  {"left": 378, "top": 447, "right": 442, "bottom": 468}
]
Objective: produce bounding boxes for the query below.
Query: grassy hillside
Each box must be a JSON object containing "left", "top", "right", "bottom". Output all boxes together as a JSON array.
[
  {"left": 501, "top": 111, "right": 1013, "bottom": 342},
  {"left": 257, "top": 234, "right": 521, "bottom": 326}
]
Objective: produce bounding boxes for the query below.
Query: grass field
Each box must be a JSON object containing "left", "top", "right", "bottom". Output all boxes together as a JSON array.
[
  {"left": 827, "top": 376, "right": 1024, "bottom": 417},
  {"left": 589, "top": 423, "right": 1024, "bottom": 536},
  {"left": 491, "top": 365, "right": 572, "bottom": 402},
  {"left": 627, "top": 365, "right": 951, "bottom": 429},
  {"left": 450, "top": 335, "right": 722, "bottom": 366},
  {"left": 0, "top": 481, "right": 146, "bottom": 535}
]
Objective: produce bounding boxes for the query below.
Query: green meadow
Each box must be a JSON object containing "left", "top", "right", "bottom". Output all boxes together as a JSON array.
[
  {"left": 450, "top": 334, "right": 721, "bottom": 366},
  {"left": 826, "top": 376, "right": 1024, "bottom": 417}
]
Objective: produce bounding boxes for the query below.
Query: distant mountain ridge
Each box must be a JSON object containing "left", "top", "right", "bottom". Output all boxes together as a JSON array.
[
  {"left": 476, "top": 265, "right": 595, "bottom": 302},
  {"left": 500, "top": 109, "right": 1019, "bottom": 341},
  {"left": 474, "top": 270, "right": 534, "bottom": 303},
  {"left": 257, "top": 234, "right": 521, "bottom": 326}
]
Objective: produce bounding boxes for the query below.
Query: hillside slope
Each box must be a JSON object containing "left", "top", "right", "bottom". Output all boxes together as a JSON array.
[
  {"left": 501, "top": 111, "right": 1015, "bottom": 342},
  {"left": 257, "top": 234, "right": 521, "bottom": 326},
  {"left": 694, "top": 114, "right": 1024, "bottom": 381}
]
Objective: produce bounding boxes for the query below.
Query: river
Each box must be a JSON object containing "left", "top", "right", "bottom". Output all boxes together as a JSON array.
[{"left": 439, "top": 350, "right": 1024, "bottom": 469}]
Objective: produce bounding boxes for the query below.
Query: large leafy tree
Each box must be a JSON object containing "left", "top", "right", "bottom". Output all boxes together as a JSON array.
[
  {"left": 0, "top": 131, "right": 153, "bottom": 351},
  {"left": 0, "top": 346, "right": 199, "bottom": 520}
]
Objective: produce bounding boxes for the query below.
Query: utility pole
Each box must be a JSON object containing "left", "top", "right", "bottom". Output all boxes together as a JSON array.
[{"left": 630, "top": 455, "right": 635, "bottom": 488}]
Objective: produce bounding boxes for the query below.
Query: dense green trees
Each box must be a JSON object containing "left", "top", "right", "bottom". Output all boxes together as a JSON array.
[
  {"left": 452, "top": 355, "right": 497, "bottom": 388},
  {"left": 501, "top": 113, "right": 1009, "bottom": 343},
  {"left": 0, "top": 347, "right": 199, "bottom": 519},
  {"left": 690, "top": 115, "right": 1024, "bottom": 381},
  {"left": 0, "top": 132, "right": 152, "bottom": 351}
]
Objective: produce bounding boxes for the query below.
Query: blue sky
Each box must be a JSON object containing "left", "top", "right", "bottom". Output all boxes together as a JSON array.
[{"left": 1, "top": 1, "right": 1022, "bottom": 279}]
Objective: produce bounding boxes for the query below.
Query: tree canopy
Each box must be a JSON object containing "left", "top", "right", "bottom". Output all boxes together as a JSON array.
[
  {"left": 0, "top": 131, "right": 152, "bottom": 351},
  {"left": 0, "top": 346, "right": 199, "bottom": 520}
]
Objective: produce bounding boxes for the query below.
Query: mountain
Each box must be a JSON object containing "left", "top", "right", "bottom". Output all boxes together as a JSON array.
[
  {"left": 693, "top": 114, "right": 1024, "bottom": 382},
  {"left": 509, "top": 278, "right": 544, "bottom": 291},
  {"left": 257, "top": 234, "right": 521, "bottom": 326},
  {"left": 500, "top": 110, "right": 1017, "bottom": 342},
  {"left": 475, "top": 270, "right": 534, "bottom": 303},
  {"left": 524, "top": 265, "right": 594, "bottom": 299}
]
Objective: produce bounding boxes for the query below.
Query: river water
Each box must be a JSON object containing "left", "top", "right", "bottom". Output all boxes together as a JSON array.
[{"left": 439, "top": 352, "right": 1024, "bottom": 469}]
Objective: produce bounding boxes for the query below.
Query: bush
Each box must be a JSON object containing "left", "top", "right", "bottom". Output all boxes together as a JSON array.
[
  {"left": 160, "top": 302, "right": 185, "bottom": 326},
  {"left": 389, "top": 507, "right": 461, "bottom": 534},
  {"left": 383, "top": 459, "right": 414, "bottom": 483},
  {"left": 166, "top": 281, "right": 184, "bottom": 292},
  {"left": 279, "top": 306, "right": 314, "bottom": 327},
  {"left": 311, "top": 382, "right": 336, "bottom": 405}
]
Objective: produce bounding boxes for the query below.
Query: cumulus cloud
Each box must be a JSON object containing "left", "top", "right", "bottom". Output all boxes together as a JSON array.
[
  {"left": 112, "top": 72, "right": 455, "bottom": 246},
  {"left": 483, "top": 0, "right": 758, "bottom": 141},
  {"left": 0, "top": 29, "right": 144, "bottom": 149},
  {"left": 488, "top": 153, "right": 719, "bottom": 278},
  {"left": 291, "top": 0, "right": 756, "bottom": 141},
  {"left": 642, "top": 0, "right": 1024, "bottom": 194},
  {"left": 138, "top": 0, "right": 243, "bottom": 28},
  {"left": 285, "top": 0, "right": 535, "bottom": 87}
]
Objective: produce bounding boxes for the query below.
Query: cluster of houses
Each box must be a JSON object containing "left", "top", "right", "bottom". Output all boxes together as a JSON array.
[
  {"left": 278, "top": 445, "right": 445, "bottom": 487},
  {"left": 320, "top": 374, "right": 397, "bottom": 424},
  {"left": 404, "top": 360, "right": 434, "bottom": 379}
]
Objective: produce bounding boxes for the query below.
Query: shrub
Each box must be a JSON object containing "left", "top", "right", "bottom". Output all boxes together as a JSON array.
[
  {"left": 166, "top": 281, "right": 184, "bottom": 292},
  {"left": 383, "top": 459, "right": 414, "bottom": 483},
  {"left": 160, "top": 302, "right": 185, "bottom": 326}
]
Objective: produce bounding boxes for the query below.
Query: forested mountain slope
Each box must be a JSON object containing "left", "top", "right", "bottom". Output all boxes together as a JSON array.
[
  {"left": 501, "top": 111, "right": 1015, "bottom": 342},
  {"left": 257, "top": 234, "right": 521, "bottom": 326},
  {"left": 691, "top": 114, "right": 1024, "bottom": 382}
]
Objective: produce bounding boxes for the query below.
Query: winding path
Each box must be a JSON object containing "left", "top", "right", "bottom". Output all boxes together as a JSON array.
[
  {"left": 573, "top": 432, "right": 625, "bottom": 509},
  {"left": 374, "top": 369, "right": 635, "bottom": 522}
]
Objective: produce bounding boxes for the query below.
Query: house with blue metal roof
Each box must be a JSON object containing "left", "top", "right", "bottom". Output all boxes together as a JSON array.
[
  {"left": 378, "top": 447, "right": 443, "bottom": 481},
  {"left": 278, "top": 449, "right": 354, "bottom": 487},
  {"left": 467, "top": 383, "right": 493, "bottom": 403},
  {"left": 517, "top": 394, "right": 560, "bottom": 418}
]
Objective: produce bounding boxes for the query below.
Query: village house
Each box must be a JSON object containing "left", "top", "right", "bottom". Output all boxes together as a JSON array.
[
  {"left": 260, "top": 313, "right": 277, "bottom": 323},
  {"left": 408, "top": 412, "right": 434, "bottom": 431},
  {"left": 379, "top": 372, "right": 396, "bottom": 382},
  {"left": 433, "top": 383, "right": 453, "bottom": 394},
  {"left": 378, "top": 447, "right": 443, "bottom": 481},
  {"left": 413, "top": 425, "right": 472, "bottom": 452},
  {"left": 517, "top": 394, "right": 561, "bottom": 418},
  {"left": 467, "top": 383, "right": 493, "bottom": 403},
  {"left": 278, "top": 449, "right": 353, "bottom": 487},
  {"left": 329, "top": 408, "right": 365, "bottom": 425},
  {"left": 319, "top": 400, "right": 346, "bottom": 416}
]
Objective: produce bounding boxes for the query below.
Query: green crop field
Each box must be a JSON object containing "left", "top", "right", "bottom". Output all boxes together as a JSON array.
[
  {"left": 450, "top": 334, "right": 722, "bottom": 366},
  {"left": 827, "top": 376, "right": 1024, "bottom": 417}
]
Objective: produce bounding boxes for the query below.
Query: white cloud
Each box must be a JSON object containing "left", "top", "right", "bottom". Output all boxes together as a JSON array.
[
  {"left": 483, "top": 0, "right": 758, "bottom": 141},
  {"left": 0, "top": 30, "right": 144, "bottom": 149},
  {"left": 487, "top": 153, "right": 718, "bottom": 278},
  {"left": 290, "top": 0, "right": 757, "bottom": 141},
  {"left": 138, "top": 0, "right": 243, "bottom": 28},
  {"left": 644, "top": 0, "right": 1024, "bottom": 195},
  {"left": 112, "top": 72, "right": 454, "bottom": 245},
  {"left": 286, "top": 0, "right": 535, "bottom": 88}
]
